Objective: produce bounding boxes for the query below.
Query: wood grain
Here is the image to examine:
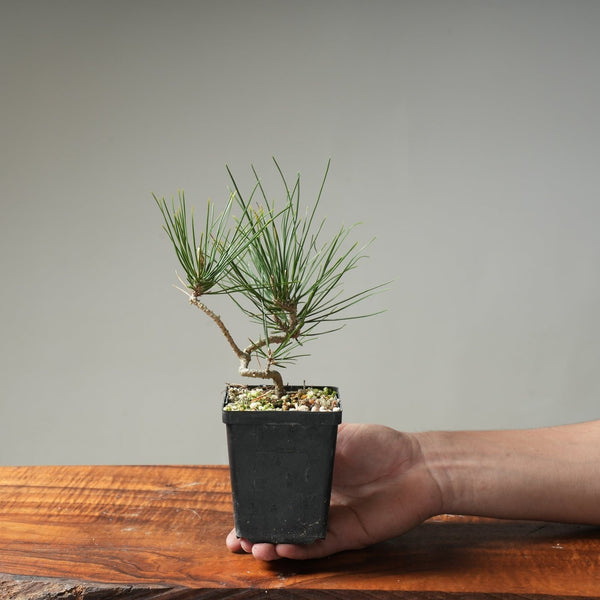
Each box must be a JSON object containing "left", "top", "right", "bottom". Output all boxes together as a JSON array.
[{"left": 0, "top": 465, "right": 599, "bottom": 599}]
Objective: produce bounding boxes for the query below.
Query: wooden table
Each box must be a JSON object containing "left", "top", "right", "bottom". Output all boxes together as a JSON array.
[{"left": 0, "top": 465, "right": 599, "bottom": 599}]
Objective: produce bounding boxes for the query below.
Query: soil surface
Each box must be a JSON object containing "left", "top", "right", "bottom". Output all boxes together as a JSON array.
[{"left": 223, "top": 384, "right": 340, "bottom": 411}]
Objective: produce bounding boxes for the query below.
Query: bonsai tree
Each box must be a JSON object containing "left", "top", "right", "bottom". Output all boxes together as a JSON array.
[{"left": 155, "top": 159, "right": 383, "bottom": 405}]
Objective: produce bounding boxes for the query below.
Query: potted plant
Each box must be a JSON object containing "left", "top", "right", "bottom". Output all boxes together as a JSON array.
[{"left": 155, "top": 159, "right": 384, "bottom": 544}]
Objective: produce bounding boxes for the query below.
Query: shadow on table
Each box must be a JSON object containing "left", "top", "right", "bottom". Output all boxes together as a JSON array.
[{"left": 265, "top": 517, "right": 600, "bottom": 581}]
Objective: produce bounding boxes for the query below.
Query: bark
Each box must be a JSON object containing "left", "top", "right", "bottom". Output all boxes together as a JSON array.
[
  {"left": 191, "top": 296, "right": 286, "bottom": 397},
  {"left": 238, "top": 365, "right": 285, "bottom": 397}
]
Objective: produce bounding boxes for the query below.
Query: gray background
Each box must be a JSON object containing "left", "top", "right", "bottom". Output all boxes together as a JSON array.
[{"left": 2, "top": 0, "right": 599, "bottom": 465}]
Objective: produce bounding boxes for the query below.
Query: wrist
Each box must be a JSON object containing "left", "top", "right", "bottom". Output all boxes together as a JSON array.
[
  {"left": 414, "top": 426, "right": 594, "bottom": 522},
  {"left": 415, "top": 422, "right": 600, "bottom": 525},
  {"left": 414, "top": 429, "right": 518, "bottom": 518},
  {"left": 413, "top": 430, "right": 460, "bottom": 516}
]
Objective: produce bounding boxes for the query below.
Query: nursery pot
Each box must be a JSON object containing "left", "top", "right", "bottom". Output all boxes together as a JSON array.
[{"left": 222, "top": 386, "right": 342, "bottom": 544}]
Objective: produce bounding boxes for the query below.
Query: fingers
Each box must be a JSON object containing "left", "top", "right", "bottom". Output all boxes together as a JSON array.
[
  {"left": 225, "top": 531, "right": 281, "bottom": 561},
  {"left": 225, "top": 522, "right": 355, "bottom": 561},
  {"left": 226, "top": 537, "right": 337, "bottom": 561},
  {"left": 225, "top": 503, "right": 367, "bottom": 561},
  {"left": 250, "top": 543, "right": 281, "bottom": 561},
  {"left": 225, "top": 528, "right": 244, "bottom": 552},
  {"left": 274, "top": 538, "right": 340, "bottom": 560},
  {"left": 226, "top": 529, "right": 260, "bottom": 554}
]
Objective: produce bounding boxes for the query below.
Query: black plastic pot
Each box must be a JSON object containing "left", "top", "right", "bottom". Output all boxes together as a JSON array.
[{"left": 222, "top": 386, "right": 342, "bottom": 544}]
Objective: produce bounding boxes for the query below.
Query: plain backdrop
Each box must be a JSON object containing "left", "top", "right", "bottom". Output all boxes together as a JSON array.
[{"left": 2, "top": 0, "right": 600, "bottom": 465}]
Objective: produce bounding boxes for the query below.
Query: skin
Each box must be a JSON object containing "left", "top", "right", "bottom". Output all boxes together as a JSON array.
[{"left": 226, "top": 420, "right": 600, "bottom": 561}]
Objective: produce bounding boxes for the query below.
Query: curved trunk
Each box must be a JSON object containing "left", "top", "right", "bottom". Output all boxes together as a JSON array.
[{"left": 238, "top": 366, "right": 285, "bottom": 398}]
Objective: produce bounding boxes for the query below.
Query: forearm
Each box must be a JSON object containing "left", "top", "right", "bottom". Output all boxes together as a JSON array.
[{"left": 417, "top": 420, "right": 600, "bottom": 524}]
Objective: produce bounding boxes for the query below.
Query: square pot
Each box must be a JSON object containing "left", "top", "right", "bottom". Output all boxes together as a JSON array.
[{"left": 222, "top": 386, "right": 342, "bottom": 544}]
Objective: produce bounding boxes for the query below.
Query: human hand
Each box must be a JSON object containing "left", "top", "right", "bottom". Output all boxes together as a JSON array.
[{"left": 226, "top": 422, "right": 443, "bottom": 560}]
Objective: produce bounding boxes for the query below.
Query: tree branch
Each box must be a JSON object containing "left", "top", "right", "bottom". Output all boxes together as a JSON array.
[
  {"left": 190, "top": 297, "right": 246, "bottom": 361},
  {"left": 191, "top": 296, "right": 286, "bottom": 396}
]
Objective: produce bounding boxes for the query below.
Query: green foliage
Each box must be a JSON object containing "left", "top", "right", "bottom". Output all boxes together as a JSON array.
[
  {"left": 153, "top": 190, "right": 256, "bottom": 297},
  {"left": 226, "top": 158, "right": 385, "bottom": 367},
  {"left": 155, "top": 158, "right": 385, "bottom": 377}
]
